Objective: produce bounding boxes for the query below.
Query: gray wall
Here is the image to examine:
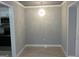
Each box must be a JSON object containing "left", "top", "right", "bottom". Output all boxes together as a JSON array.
[
  {"left": 2, "top": 1, "right": 26, "bottom": 56},
  {"left": 68, "top": 6, "right": 77, "bottom": 56},
  {"left": 24, "top": 7, "right": 61, "bottom": 44}
]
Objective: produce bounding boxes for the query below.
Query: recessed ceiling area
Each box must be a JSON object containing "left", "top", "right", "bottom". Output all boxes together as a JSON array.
[{"left": 19, "top": 1, "right": 63, "bottom": 6}]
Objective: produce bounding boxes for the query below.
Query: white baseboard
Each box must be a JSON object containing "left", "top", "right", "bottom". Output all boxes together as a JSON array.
[
  {"left": 61, "top": 46, "right": 67, "bottom": 57},
  {"left": 17, "top": 44, "right": 64, "bottom": 57},
  {"left": 25, "top": 44, "right": 62, "bottom": 48},
  {"left": 67, "top": 56, "right": 75, "bottom": 57},
  {"left": 61, "top": 46, "right": 76, "bottom": 57},
  {"left": 17, "top": 46, "right": 25, "bottom": 57}
]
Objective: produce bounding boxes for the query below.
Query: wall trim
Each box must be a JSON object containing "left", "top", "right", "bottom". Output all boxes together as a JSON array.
[
  {"left": 67, "top": 56, "right": 76, "bottom": 57},
  {"left": 14, "top": 1, "right": 68, "bottom": 8},
  {"left": 60, "top": 1, "right": 66, "bottom": 6},
  {"left": 14, "top": 1, "right": 65, "bottom": 8},
  {"left": 17, "top": 44, "right": 63, "bottom": 56},
  {"left": 68, "top": 1, "right": 77, "bottom": 8},
  {"left": 61, "top": 46, "right": 68, "bottom": 57},
  {"left": 24, "top": 5, "right": 61, "bottom": 8},
  {"left": 25, "top": 44, "right": 62, "bottom": 48},
  {"left": 17, "top": 44, "right": 67, "bottom": 56},
  {"left": 17, "top": 46, "right": 25, "bottom": 57},
  {"left": 14, "top": 1, "right": 25, "bottom": 8},
  {"left": 0, "top": 1, "right": 11, "bottom": 7}
]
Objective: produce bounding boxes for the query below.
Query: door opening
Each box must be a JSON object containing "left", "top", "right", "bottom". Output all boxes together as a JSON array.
[
  {"left": 0, "top": 2, "right": 16, "bottom": 57},
  {"left": 68, "top": 6, "right": 77, "bottom": 56},
  {"left": 0, "top": 3, "right": 12, "bottom": 57}
]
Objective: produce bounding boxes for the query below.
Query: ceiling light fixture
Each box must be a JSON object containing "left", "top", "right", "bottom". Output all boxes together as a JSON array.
[
  {"left": 38, "top": 1, "right": 45, "bottom": 17},
  {"left": 38, "top": 8, "right": 45, "bottom": 16}
]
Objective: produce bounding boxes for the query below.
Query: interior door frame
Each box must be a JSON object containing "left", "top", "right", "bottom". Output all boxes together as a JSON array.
[
  {"left": 67, "top": 1, "right": 78, "bottom": 56},
  {"left": 0, "top": 1, "right": 16, "bottom": 57}
]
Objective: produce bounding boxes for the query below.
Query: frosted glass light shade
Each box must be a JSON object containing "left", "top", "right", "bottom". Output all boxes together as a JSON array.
[{"left": 38, "top": 8, "right": 45, "bottom": 16}]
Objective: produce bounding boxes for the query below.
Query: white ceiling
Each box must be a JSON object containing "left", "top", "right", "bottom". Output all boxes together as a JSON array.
[{"left": 19, "top": 1, "right": 63, "bottom": 6}]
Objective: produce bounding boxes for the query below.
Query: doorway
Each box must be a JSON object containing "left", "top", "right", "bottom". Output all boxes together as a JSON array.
[
  {"left": 68, "top": 6, "right": 77, "bottom": 56},
  {"left": 0, "top": 3, "right": 12, "bottom": 57},
  {"left": 0, "top": 2, "right": 16, "bottom": 57},
  {"left": 67, "top": 2, "right": 79, "bottom": 57}
]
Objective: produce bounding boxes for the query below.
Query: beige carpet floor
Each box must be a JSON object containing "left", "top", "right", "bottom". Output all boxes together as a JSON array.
[{"left": 19, "top": 47, "right": 65, "bottom": 57}]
